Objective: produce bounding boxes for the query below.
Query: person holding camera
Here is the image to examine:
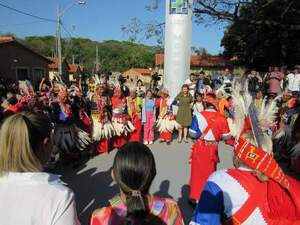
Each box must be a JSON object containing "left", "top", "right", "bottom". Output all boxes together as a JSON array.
[{"left": 185, "top": 73, "right": 197, "bottom": 97}]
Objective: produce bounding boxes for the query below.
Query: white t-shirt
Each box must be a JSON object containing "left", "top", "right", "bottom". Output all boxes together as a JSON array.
[
  {"left": 193, "top": 102, "right": 204, "bottom": 116},
  {"left": 287, "top": 73, "right": 300, "bottom": 92},
  {"left": 184, "top": 78, "right": 196, "bottom": 96},
  {"left": 0, "top": 172, "right": 80, "bottom": 225}
]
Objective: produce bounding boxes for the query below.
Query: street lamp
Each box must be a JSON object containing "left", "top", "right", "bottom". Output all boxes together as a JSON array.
[{"left": 56, "top": 0, "right": 86, "bottom": 80}]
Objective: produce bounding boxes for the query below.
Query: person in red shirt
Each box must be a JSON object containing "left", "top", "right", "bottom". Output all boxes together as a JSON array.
[{"left": 188, "top": 93, "right": 233, "bottom": 204}]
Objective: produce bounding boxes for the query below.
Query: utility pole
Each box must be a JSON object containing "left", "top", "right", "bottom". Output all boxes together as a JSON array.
[
  {"left": 56, "top": 2, "right": 62, "bottom": 80},
  {"left": 56, "top": 0, "right": 86, "bottom": 81},
  {"left": 72, "top": 55, "right": 75, "bottom": 64},
  {"left": 95, "top": 45, "right": 99, "bottom": 74}
]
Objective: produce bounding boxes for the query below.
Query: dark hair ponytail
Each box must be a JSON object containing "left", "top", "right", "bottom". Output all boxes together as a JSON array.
[{"left": 113, "top": 142, "right": 156, "bottom": 224}]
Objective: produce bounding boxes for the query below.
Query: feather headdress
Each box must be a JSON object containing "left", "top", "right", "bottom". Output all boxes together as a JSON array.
[
  {"left": 127, "top": 78, "right": 137, "bottom": 92},
  {"left": 94, "top": 74, "right": 106, "bottom": 85},
  {"left": 229, "top": 80, "right": 280, "bottom": 151},
  {"left": 229, "top": 81, "right": 291, "bottom": 189},
  {"left": 107, "top": 75, "right": 120, "bottom": 89},
  {"left": 19, "top": 80, "right": 35, "bottom": 96}
]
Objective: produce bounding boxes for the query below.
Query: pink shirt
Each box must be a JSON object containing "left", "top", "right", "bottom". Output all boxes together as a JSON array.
[
  {"left": 268, "top": 72, "right": 284, "bottom": 94},
  {"left": 90, "top": 194, "right": 184, "bottom": 225}
]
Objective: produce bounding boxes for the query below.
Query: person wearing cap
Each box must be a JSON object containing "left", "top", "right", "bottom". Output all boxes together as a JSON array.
[
  {"left": 188, "top": 91, "right": 233, "bottom": 205},
  {"left": 190, "top": 83, "right": 300, "bottom": 225},
  {"left": 155, "top": 88, "right": 181, "bottom": 144}
]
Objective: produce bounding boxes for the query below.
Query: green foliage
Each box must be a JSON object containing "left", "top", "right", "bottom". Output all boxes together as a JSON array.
[
  {"left": 17, "top": 35, "right": 162, "bottom": 74},
  {"left": 191, "top": 46, "right": 211, "bottom": 56},
  {"left": 221, "top": 0, "right": 300, "bottom": 69}
]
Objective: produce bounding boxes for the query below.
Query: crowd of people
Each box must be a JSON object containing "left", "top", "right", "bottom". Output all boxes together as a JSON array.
[{"left": 0, "top": 66, "right": 300, "bottom": 225}]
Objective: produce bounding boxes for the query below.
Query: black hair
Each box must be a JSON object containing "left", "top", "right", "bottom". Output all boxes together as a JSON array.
[
  {"left": 113, "top": 142, "right": 157, "bottom": 224},
  {"left": 204, "top": 101, "right": 217, "bottom": 110},
  {"left": 7, "top": 95, "right": 18, "bottom": 105}
]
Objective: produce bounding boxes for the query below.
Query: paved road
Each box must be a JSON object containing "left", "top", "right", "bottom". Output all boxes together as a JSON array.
[{"left": 56, "top": 140, "right": 234, "bottom": 225}]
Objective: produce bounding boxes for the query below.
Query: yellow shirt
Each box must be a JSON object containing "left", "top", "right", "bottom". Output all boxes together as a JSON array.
[{"left": 127, "top": 97, "right": 142, "bottom": 116}]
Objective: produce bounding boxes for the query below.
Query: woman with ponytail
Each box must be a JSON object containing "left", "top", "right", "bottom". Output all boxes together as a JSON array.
[
  {"left": 91, "top": 142, "right": 184, "bottom": 225},
  {"left": 0, "top": 112, "right": 80, "bottom": 225}
]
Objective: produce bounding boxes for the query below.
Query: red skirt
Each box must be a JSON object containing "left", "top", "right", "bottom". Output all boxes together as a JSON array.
[
  {"left": 189, "top": 141, "right": 219, "bottom": 200},
  {"left": 112, "top": 135, "right": 128, "bottom": 149},
  {"left": 160, "top": 131, "right": 172, "bottom": 142},
  {"left": 96, "top": 138, "right": 110, "bottom": 154},
  {"left": 129, "top": 117, "right": 141, "bottom": 142}
]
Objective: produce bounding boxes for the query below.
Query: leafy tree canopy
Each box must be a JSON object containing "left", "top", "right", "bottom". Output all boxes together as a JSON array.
[
  {"left": 16, "top": 35, "right": 162, "bottom": 74},
  {"left": 219, "top": 0, "right": 300, "bottom": 69}
]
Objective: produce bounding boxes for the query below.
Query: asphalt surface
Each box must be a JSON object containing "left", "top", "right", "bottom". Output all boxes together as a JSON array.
[{"left": 56, "top": 140, "right": 234, "bottom": 225}]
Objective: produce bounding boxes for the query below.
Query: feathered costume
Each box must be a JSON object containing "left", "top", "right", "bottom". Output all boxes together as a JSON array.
[
  {"left": 90, "top": 75, "right": 114, "bottom": 153},
  {"left": 127, "top": 80, "right": 142, "bottom": 142},
  {"left": 111, "top": 78, "right": 135, "bottom": 148},
  {"left": 155, "top": 88, "right": 181, "bottom": 142},
  {"left": 191, "top": 81, "right": 300, "bottom": 225},
  {"left": 51, "top": 82, "right": 91, "bottom": 158},
  {"left": 18, "top": 80, "right": 36, "bottom": 109}
]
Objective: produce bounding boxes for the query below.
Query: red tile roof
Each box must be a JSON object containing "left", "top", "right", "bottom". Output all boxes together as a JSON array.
[
  {"left": 191, "top": 55, "right": 229, "bottom": 67},
  {"left": 123, "top": 68, "right": 152, "bottom": 76},
  {"left": 68, "top": 64, "right": 84, "bottom": 73},
  {"left": 47, "top": 57, "right": 67, "bottom": 70},
  {"left": 155, "top": 54, "right": 230, "bottom": 67}
]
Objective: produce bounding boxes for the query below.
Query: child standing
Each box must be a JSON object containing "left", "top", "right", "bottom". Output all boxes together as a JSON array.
[
  {"left": 142, "top": 90, "right": 156, "bottom": 145},
  {"left": 193, "top": 92, "right": 204, "bottom": 117}
]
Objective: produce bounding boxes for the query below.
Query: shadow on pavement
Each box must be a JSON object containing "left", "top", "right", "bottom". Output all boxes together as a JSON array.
[
  {"left": 153, "top": 180, "right": 194, "bottom": 224},
  {"left": 178, "top": 185, "right": 194, "bottom": 225},
  {"left": 56, "top": 164, "right": 118, "bottom": 225},
  {"left": 153, "top": 180, "right": 173, "bottom": 199}
]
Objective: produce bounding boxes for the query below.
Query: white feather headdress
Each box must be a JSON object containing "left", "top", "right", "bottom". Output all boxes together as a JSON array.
[
  {"left": 229, "top": 80, "right": 280, "bottom": 152},
  {"left": 19, "top": 80, "right": 35, "bottom": 96}
]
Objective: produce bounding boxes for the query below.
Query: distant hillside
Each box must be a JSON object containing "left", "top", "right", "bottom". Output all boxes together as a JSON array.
[{"left": 17, "top": 35, "right": 162, "bottom": 73}]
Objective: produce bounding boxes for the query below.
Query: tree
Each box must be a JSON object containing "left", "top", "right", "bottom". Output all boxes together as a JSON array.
[
  {"left": 191, "top": 46, "right": 211, "bottom": 56},
  {"left": 220, "top": 0, "right": 300, "bottom": 68},
  {"left": 122, "top": 0, "right": 300, "bottom": 67},
  {"left": 19, "top": 35, "right": 162, "bottom": 73}
]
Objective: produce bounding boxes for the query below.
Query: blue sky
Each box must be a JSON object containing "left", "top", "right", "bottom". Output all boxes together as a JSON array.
[{"left": 0, "top": 0, "right": 225, "bottom": 54}]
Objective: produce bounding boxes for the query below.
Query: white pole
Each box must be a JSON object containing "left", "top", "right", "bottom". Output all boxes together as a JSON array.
[
  {"left": 96, "top": 45, "right": 99, "bottom": 73},
  {"left": 57, "top": 2, "right": 63, "bottom": 80},
  {"left": 164, "top": 0, "right": 193, "bottom": 98}
]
